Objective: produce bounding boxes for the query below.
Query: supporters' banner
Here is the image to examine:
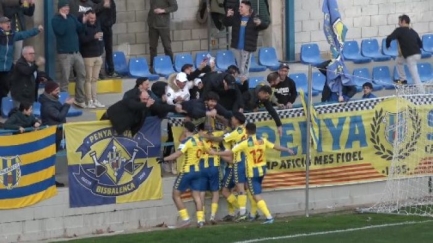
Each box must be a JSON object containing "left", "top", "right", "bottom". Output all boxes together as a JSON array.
[
  {"left": 170, "top": 96, "right": 433, "bottom": 196},
  {"left": 0, "top": 127, "right": 57, "bottom": 209},
  {"left": 65, "top": 117, "right": 162, "bottom": 208}
]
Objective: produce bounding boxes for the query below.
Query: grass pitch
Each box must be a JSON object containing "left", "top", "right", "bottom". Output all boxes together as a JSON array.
[{"left": 60, "top": 213, "right": 433, "bottom": 243}]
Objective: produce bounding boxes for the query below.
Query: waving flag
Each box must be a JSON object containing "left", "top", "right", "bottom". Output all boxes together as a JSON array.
[{"left": 322, "top": 0, "right": 354, "bottom": 95}]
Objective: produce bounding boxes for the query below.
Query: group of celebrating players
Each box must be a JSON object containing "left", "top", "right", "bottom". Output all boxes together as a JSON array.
[{"left": 158, "top": 112, "right": 294, "bottom": 228}]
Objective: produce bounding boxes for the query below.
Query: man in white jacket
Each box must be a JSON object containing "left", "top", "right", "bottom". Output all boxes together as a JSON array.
[{"left": 166, "top": 72, "right": 194, "bottom": 105}]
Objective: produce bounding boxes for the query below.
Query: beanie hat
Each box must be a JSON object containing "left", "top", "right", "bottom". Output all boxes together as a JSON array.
[
  {"left": 58, "top": 0, "right": 69, "bottom": 10},
  {"left": 45, "top": 81, "right": 59, "bottom": 94}
]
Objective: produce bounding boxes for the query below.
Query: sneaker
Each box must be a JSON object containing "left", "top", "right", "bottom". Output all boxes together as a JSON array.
[
  {"left": 107, "top": 72, "right": 120, "bottom": 78},
  {"left": 197, "top": 221, "right": 205, "bottom": 228},
  {"left": 209, "top": 217, "right": 217, "bottom": 225},
  {"left": 87, "top": 100, "right": 96, "bottom": 109},
  {"left": 74, "top": 101, "right": 87, "bottom": 109},
  {"left": 248, "top": 213, "right": 260, "bottom": 222},
  {"left": 222, "top": 214, "right": 235, "bottom": 222},
  {"left": 55, "top": 181, "right": 65, "bottom": 187},
  {"left": 93, "top": 100, "right": 105, "bottom": 108},
  {"left": 99, "top": 73, "right": 106, "bottom": 80},
  {"left": 262, "top": 218, "right": 274, "bottom": 224},
  {"left": 235, "top": 213, "right": 248, "bottom": 222},
  {"left": 168, "top": 219, "right": 191, "bottom": 229}
]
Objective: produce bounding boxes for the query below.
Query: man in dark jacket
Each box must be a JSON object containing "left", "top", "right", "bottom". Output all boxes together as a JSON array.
[
  {"left": 123, "top": 77, "right": 154, "bottom": 100},
  {"left": 269, "top": 64, "right": 297, "bottom": 108},
  {"left": 201, "top": 72, "right": 244, "bottom": 112},
  {"left": 0, "top": 16, "right": 42, "bottom": 109},
  {"left": 9, "top": 46, "right": 44, "bottom": 108},
  {"left": 2, "top": 0, "right": 35, "bottom": 61},
  {"left": 182, "top": 91, "right": 231, "bottom": 121},
  {"left": 148, "top": 0, "right": 178, "bottom": 71},
  {"left": 92, "top": 0, "right": 117, "bottom": 77},
  {"left": 223, "top": 0, "right": 268, "bottom": 79},
  {"left": 52, "top": 0, "right": 87, "bottom": 108}
]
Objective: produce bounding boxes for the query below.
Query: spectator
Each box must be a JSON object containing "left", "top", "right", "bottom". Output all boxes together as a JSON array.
[
  {"left": 362, "top": 82, "right": 377, "bottom": 99},
  {"left": 318, "top": 60, "right": 356, "bottom": 103},
  {"left": 9, "top": 46, "right": 44, "bottom": 108},
  {"left": 123, "top": 77, "right": 152, "bottom": 100},
  {"left": 386, "top": 14, "right": 422, "bottom": 86},
  {"left": 39, "top": 81, "right": 73, "bottom": 127},
  {"left": 3, "top": 0, "right": 35, "bottom": 62},
  {"left": 92, "top": 0, "right": 117, "bottom": 78},
  {"left": 269, "top": 65, "right": 297, "bottom": 108},
  {"left": 243, "top": 83, "right": 282, "bottom": 137},
  {"left": 148, "top": 0, "right": 178, "bottom": 72},
  {"left": 201, "top": 72, "right": 244, "bottom": 112},
  {"left": 181, "top": 62, "right": 211, "bottom": 81},
  {"left": 166, "top": 72, "right": 193, "bottom": 105},
  {"left": 101, "top": 90, "right": 184, "bottom": 136},
  {"left": 3, "top": 102, "right": 40, "bottom": 133},
  {"left": 52, "top": 0, "right": 87, "bottom": 108},
  {"left": 223, "top": 0, "right": 268, "bottom": 79},
  {"left": 0, "top": 0, "right": 22, "bottom": 17},
  {"left": 0, "top": 16, "right": 42, "bottom": 109},
  {"left": 79, "top": 9, "right": 105, "bottom": 109},
  {"left": 69, "top": 0, "right": 108, "bottom": 17},
  {"left": 34, "top": 71, "right": 53, "bottom": 102},
  {"left": 151, "top": 81, "right": 169, "bottom": 104},
  {"left": 181, "top": 91, "right": 231, "bottom": 121},
  {"left": 189, "top": 76, "right": 204, "bottom": 100}
]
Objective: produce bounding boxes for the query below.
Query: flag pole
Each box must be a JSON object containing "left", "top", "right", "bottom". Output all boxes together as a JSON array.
[{"left": 305, "top": 64, "right": 313, "bottom": 217}]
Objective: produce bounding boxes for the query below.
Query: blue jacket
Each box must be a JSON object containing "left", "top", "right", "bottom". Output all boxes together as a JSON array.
[
  {"left": 362, "top": 93, "right": 377, "bottom": 99},
  {"left": 51, "top": 14, "right": 86, "bottom": 54},
  {"left": 0, "top": 27, "right": 40, "bottom": 72}
]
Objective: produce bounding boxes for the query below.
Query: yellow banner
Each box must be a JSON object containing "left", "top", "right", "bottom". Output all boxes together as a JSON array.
[
  {"left": 170, "top": 96, "right": 433, "bottom": 195},
  {"left": 64, "top": 118, "right": 162, "bottom": 208}
]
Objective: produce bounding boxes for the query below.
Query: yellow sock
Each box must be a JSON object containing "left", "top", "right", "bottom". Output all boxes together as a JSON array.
[
  {"left": 228, "top": 202, "right": 235, "bottom": 215},
  {"left": 227, "top": 194, "right": 239, "bottom": 209},
  {"left": 197, "top": 211, "right": 205, "bottom": 222},
  {"left": 179, "top": 209, "right": 190, "bottom": 221},
  {"left": 238, "top": 194, "right": 247, "bottom": 215},
  {"left": 257, "top": 200, "right": 272, "bottom": 219},
  {"left": 211, "top": 203, "right": 218, "bottom": 217},
  {"left": 247, "top": 191, "right": 257, "bottom": 216}
]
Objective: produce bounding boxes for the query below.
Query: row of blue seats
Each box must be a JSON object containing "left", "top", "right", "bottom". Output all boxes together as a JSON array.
[
  {"left": 301, "top": 34, "right": 433, "bottom": 65},
  {"left": 1, "top": 92, "right": 83, "bottom": 118},
  {"left": 112, "top": 47, "right": 281, "bottom": 80}
]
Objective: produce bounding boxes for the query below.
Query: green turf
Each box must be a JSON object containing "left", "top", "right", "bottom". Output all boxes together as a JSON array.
[{"left": 60, "top": 214, "right": 432, "bottom": 243}]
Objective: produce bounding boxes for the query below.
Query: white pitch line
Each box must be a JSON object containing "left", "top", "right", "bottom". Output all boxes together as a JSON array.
[{"left": 233, "top": 220, "right": 433, "bottom": 243}]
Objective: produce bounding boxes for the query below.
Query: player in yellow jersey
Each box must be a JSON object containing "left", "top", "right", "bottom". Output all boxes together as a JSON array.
[
  {"left": 210, "top": 122, "right": 294, "bottom": 224},
  {"left": 159, "top": 121, "right": 206, "bottom": 228},
  {"left": 201, "top": 112, "right": 248, "bottom": 221}
]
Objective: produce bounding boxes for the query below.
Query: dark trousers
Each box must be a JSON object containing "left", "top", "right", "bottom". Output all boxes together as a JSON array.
[
  {"left": 102, "top": 27, "right": 114, "bottom": 74},
  {"left": 149, "top": 27, "right": 173, "bottom": 67},
  {"left": 163, "top": 123, "right": 174, "bottom": 157},
  {"left": 0, "top": 71, "right": 11, "bottom": 108}
]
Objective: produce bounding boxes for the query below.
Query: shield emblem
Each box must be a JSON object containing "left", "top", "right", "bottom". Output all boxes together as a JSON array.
[
  {"left": 383, "top": 112, "right": 407, "bottom": 145},
  {"left": 0, "top": 156, "right": 21, "bottom": 190}
]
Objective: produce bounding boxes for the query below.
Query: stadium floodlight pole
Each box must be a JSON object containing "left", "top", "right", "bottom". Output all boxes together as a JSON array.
[
  {"left": 305, "top": 64, "right": 313, "bottom": 217},
  {"left": 206, "top": 0, "right": 211, "bottom": 52}
]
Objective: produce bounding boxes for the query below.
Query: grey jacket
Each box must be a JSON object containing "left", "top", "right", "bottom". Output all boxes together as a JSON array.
[{"left": 148, "top": 0, "right": 178, "bottom": 29}]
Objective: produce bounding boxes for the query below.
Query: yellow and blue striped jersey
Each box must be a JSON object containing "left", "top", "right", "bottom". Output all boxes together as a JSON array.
[
  {"left": 178, "top": 134, "right": 205, "bottom": 173},
  {"left": 223, "top": 126, "right": 247, "bottom": 164},
  {"left": 202, "top": 131, "right": 225, "bottom": 168}
]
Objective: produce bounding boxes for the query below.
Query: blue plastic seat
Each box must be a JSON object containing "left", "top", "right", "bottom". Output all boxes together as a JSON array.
[
  {"left": 154, "top": 55, "right": 175, "bottom": 78},
  {"left": 352, "top": 68, "right": 382, "bottom": 92},
  {"left": 249, "top": 56, "right": 266, "bottom": 72},
  {"left": 1, "top": 97, "right": 13, "bottom": 118},
  {"left": 216, "top": 50, "right": 236, "bottom": 71},
  {"left": 300, "top": 43, "right": 325, "bottom": 65},
  {"left": 422, "top": 34, "right": 433, "bottom": 53},
  {"left": 418, "top": 62, "right": 433, "bottom": 82},
  {"left": 33, "top": 101, "right": 82, "bottom": 118},
  {"left": 258, "top": 47, "right": 280, "bottom": 71},
  {"left": 421, "top": 49, "right": 432, "bottom": 59},
  {"left": 248, "top": 76, "right": 264, "bottom": 89},
  {"left": 289, "top": 73, "right": 319, "bottom": 96},
  {"left": 195, "top": 51, "right": 211, "bottom": 69},
  {"left": 128, "top": 58, "right": 159, "bottom": 81},
  {"left": 66, "top": 107, "right": 83, "bottom": 117},
  {"left": 113, "top": 51, "right": 129, "bottom": 76},
  {"left": 382, "top": 39, "right": 398, "bottom": 58},
  {"left": 59, "top": 92, "right": 69, "bottom": 104},
  {"left": 361, "top": 39, "right": 391, "bottom": 62},
  {"left": 343, "top": 40, "right": 371, "bottom": 64},
  {"left": 393, "top": 65, "right": 413, "bottom": 84},
  {"left": 372, "top": 66, "right": 394, "bottom": 90},
  {"left": 174, "top": 53, "right": 194, "bottom": 72},
  {"left": 32, "top": 102, "right": 41, "bottom": 118},
  {"left": 312, "top": 72, "right": 326, "bottom": 92}
]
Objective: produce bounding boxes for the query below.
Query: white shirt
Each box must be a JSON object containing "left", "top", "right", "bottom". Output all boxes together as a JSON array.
[{"left": 166, "top": 82, "right": 194, "bottom": 105}]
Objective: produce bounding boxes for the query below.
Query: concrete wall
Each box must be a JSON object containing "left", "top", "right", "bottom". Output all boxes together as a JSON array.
[
  {"left": 0, "top": 179, "right": 386, "bottom": 243},
  {"left": 294, "top": 0, "right": 433, "bottom": 57}
]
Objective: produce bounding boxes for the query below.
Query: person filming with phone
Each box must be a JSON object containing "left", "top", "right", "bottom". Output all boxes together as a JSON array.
[{"left": 223, "top": 0, "right": 268, "bottom": 80}]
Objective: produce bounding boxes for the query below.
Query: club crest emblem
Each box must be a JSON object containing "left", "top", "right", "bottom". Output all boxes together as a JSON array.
[{"left": 0, "top": 156, "right": 21, "bottom": 190}]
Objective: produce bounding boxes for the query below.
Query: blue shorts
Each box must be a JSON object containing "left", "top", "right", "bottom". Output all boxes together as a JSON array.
[
  {"left": 222, "top": 166, "right": 235, "bottom": 189},
  {"left": 199, "top": 158, "right": 220, "bottom": 192},
  {"left": 247, "top": 176, "right": 264, "bottom": 196},
  {"left": 173, "top": 170, "right": 201, "bottom": 193},
  {"left": 233, "top": 159, "right": 246, "bottom": 184}
]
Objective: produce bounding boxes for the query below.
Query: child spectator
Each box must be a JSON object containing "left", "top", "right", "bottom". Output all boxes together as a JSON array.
[
  {"left": 3, "top": 102, "right": 41, "bottom": 133},
  {"left": 362, "top": 82, "right": 377, "bottom": 99}
]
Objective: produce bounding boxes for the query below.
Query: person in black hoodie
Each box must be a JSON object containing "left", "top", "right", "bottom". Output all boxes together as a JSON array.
[
  {"left": 79, "top": 9, "right": 105, "bottom": 109},
  {"left": 201, "top": 72, "right": 244, "bottom": 112},
  {"left": 269, "top": 64, "right": 297, "bottom": 108},
  {"left": 3, "top": 102, "right": 40, "bottom": 133},
  {"left": 92, "top": 0, "right": 117, "bottom": 77}
]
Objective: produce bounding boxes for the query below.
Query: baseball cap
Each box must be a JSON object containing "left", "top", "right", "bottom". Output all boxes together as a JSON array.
[
  {"left": 279, "top": 63, "right": 290, "bottom": 70},
  {"left": 0, "top": 17, "right": 10, "bottom": 24},
  {"left": 176, "top": 72, "right": 188, "bottom": 83},
  {"left": 194, "top": 78, "right": 202, "bottom": 86}
]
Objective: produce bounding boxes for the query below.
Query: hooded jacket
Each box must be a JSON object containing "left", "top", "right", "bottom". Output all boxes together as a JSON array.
[
  {"left": 3, "top": 109, "right": 38, "bottom": 130},
  {"left": 201, "top": 72, "right": 244, "bottom": 111},
  {"left": 166, "top": 73, "right": 193, "bottom": 105}
]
